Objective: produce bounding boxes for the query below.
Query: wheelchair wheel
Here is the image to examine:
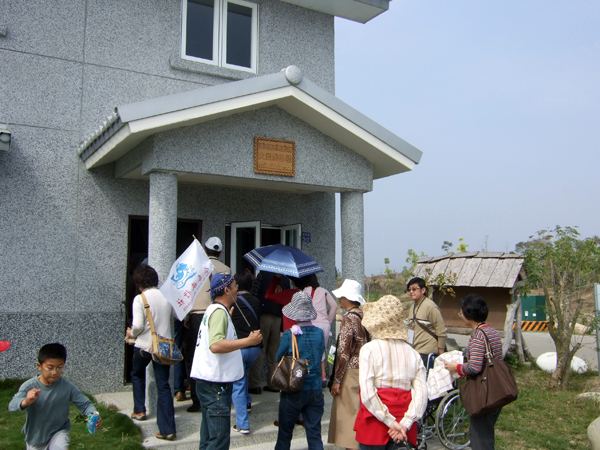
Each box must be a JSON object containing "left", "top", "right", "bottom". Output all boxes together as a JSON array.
[{"left": 435, "top": 389, "right": 470, "bottom": 450}]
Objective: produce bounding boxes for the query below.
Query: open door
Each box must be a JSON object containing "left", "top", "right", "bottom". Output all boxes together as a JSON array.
[
  {"left": 281, "top": 223, "right": 302, "bottom": 249},
  {"left": 230, "top": 221, "right": 261, "bottom": 274}
]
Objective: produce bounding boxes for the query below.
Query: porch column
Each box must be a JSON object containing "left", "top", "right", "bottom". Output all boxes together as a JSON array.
[
  {"left": 148, "top": 171, "right": 178, "bottom": 282},
  {"left": 147, "top": 171, "right": 178, "bottom": 415},
  {"left": 340, "top": 191, "right": 365, "bottom": 290}
]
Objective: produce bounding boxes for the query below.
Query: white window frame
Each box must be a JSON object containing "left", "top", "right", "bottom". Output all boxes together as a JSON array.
[
  {"left": 230, "top": 221, "right": 261, "bottom": 274},
  {"left": 281, "top": 224, "right": 302, "bottom": 249},
  {"left": 181, "top": 0, "right": 258, "bottom": 73}
]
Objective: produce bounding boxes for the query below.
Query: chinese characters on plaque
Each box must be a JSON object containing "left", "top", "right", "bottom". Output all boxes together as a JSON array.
[{"left": 254, "top": 137, "right": 295, "bottom": 177}]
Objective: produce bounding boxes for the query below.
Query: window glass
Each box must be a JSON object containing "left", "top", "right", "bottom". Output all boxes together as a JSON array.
[
  {"left": 186, "top": 0, "right": 215, "bottom": 60},
  {"left": 225, "top": 2, "right": 252, "bottom": 68}
]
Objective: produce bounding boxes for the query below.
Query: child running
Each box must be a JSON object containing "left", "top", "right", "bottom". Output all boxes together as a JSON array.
[{"left": 8, "top": 343, "right": 102, "bottom": 450}]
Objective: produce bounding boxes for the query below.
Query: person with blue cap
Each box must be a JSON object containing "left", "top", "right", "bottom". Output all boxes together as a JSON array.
[{"left": 190, "top": 272, "right": 262, "bottom": 450}]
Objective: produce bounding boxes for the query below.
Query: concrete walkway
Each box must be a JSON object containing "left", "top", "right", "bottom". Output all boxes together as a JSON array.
[{"left": 95, "top": 388, "right": 448, "bottom": 450}]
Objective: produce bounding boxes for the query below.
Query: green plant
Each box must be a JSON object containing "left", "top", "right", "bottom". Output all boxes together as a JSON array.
[
  {"left": 402, "top": 249, "right": 427, "bottom": 277},
  {"left": 503, "top": 352, "right": 519, "bottom": 371},
  {"left": 423, "top": 269, "right": 457, "bottom": 306},
  {"left": 383, "top": 257, "right": 393, "bottom": 278},
  {"left": 456, "top": 237, "right": 469, "bottom": 253},
  {"left": 517, "top": 226, "right": 600, "bottom": 390}
]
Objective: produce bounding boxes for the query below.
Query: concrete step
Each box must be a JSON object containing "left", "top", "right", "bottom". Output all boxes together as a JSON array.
[
  {"left": 95, "top": 389, "right": 447, "bottom": 450},
  {"left": 97, "top": 389, "right": 337, "bottom": 450}
]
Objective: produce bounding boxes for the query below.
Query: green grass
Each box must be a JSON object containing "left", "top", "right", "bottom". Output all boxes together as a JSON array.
[
  {"left": 495, "top": 365, "right": 600, "bottom": 450},
  {"left": 0, "top": 379, "right": 144, "bottom": 450}
]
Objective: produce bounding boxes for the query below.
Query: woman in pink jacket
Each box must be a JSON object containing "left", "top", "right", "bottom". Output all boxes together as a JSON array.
[{"left": 302, "top": 274, "right": 338, "bottom": 385}]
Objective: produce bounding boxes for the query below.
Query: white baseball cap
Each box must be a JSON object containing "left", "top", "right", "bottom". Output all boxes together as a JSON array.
[{"left": 205, "top": 237, "right": 223, "bottom": 252}]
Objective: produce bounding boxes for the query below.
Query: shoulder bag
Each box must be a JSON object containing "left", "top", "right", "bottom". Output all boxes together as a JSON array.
[
  {"left": 271, "top": 332, "right": 308, "bottom": 393},
  {"left": 141, "top": 293, "right": 183, "bottom": 366},
  {"left": 459, "top": 327, "right": 518, "bottom": 417}
]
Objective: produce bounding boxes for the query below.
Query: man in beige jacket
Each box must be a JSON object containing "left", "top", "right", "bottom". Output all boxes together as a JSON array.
[
  {"left": 407, "top": 277, "right": 447, "bottom": 367},
  {"left": 185, "top": 236, "right": 230, "bottom": 412}
]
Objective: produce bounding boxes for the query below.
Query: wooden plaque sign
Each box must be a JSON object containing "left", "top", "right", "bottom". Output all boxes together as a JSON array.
[{"left": 254, "top": 137, "right": 295, "bottom": 177}]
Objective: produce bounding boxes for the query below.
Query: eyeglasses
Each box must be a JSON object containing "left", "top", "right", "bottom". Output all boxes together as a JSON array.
[
  {"left": 458, "top": 311, "right": 463, "bottom": 318},
  {"left": 407, "top": 287, "right": 422, "bottom": 293},
  {"left": 41, "top": 366, "right": 64, "bottom": 373}
]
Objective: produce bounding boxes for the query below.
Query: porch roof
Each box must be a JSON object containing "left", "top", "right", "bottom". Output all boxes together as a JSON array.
[
  {"left": 279, "top": 0, "right": 391, "bottom": 23},
  {"left": 79, "top": 66, "right": 422, "bottom": 180}
]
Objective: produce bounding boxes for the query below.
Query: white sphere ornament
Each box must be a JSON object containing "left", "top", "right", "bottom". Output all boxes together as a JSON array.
[{"left": 536, "top": 352, "right": 589, "bottom": 374}]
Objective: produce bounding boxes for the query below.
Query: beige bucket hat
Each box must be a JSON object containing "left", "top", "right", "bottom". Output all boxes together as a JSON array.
[{"left": 361, "top": 295, "right": 409, "bottom": 340}]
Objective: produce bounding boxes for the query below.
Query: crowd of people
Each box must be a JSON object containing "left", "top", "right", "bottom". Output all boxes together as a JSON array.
[{"left": 7, "top": 235, "right": 505, "bottom": 450}]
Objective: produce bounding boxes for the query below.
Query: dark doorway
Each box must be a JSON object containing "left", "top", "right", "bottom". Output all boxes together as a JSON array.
[
  {"left": 124, "top": 217, "right": 202, "bottom": 383},
  {"left": 261, "top": 227, "right": 281, "bottom": 246}
]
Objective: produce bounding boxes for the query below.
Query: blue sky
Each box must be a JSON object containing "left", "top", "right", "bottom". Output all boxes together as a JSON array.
[{"left": 333, "top": 0, "right": 600, "bottom": 276}]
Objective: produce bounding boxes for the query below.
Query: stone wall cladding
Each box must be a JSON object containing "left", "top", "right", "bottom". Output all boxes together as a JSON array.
[{"left": 0, "top": 0, "right": 339, "bottom": 392}]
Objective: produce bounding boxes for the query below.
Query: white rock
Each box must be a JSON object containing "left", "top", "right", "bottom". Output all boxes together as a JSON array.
[
  {"left": 574, "top": 323, "right": 590, "bottom": 335},
  {"left": 535, "top": 352, "right": 589, "bottom": 374},
  {"left": 588, "top": 417, "right": 600, "bottom": 450},
  {"left": 579, "top": 392, "right": 600, "bottom": 400}
]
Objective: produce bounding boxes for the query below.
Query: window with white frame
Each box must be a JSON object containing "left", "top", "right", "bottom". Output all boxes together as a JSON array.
[{"left": 182, "top": 0, "right": 258, "bottom": 73}]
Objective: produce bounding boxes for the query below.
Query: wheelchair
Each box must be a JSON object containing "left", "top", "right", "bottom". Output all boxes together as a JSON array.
[{"left": 416, "top": 354, "right": 470, "bottom": 450}]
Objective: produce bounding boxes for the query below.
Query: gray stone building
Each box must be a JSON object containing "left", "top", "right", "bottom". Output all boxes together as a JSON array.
[{"left": 0, "top": 0, "right": 422, "bottom": 393}]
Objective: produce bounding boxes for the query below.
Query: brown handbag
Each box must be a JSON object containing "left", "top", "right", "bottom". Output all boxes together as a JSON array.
[
  {"left": 459, "top": 328, "right": 518, "bottom": 417},
  {"left": 271, "top": 332, "right": 308, "bottom": 393}
]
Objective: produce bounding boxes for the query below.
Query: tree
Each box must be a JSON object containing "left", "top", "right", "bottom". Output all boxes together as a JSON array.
[
  {"left": 383, "top": 257, "right": 394, "bottom": 279},
  {"left": 402, "top": 249, "right": 427, "bottom": 277},
  {"left": 518, "top": 226, "right": 600, "bottom": 390},
  {"left": 456, "top": 238, "right": 469, "bottom": 253},
  {"left": 424, "top": 269, "right": 458, "bottom": 306},
  {"left": 442, "top": 241, "right": 453, "bottom": 253}
]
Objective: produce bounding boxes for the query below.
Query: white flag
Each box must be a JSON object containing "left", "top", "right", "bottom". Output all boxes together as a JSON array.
[{"left": 160, "top": 240, "right": 214, "bottom": 320}]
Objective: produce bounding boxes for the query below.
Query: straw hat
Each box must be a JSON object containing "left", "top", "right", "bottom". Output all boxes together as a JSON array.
[
  {"left": 361, "top": 295, "right": 409, "bottom": 340},
  {"left": 282, "top": 291, "right": 318, "bottom": 322},
  {"left": 332, "top": 279, "right": 365, "bottom": 304}
]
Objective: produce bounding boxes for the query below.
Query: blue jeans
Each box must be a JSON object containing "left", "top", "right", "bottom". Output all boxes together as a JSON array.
[
  {"left": 197, "top": 380, "right": 233, "bottom": 450},
  {"left": 232, "top": 346, "right": 260, "bottom": 430},
  {"left": 131, "top": 348, "right": 176, "bottom": 435},
  {"left": 470, "top": 407, "right": 501, "bottom": 449},
  {"left": 275, "top": 389, "right": 324, "bottom": 450},
  {"left": 173, "top": 318, "right": 186, "bottom": 393}
]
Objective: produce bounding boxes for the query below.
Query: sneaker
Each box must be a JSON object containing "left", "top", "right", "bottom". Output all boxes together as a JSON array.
[
  {"left": 130, "top": 412, "right": 147, "bottom": 421},
  {"left": 233, "top": 425, "right": 250, "bottom": 435},
  {"left": 247, "top": 403, "right": 252, "bottom": 413},
  {"left": 187, "top": 403, "right": 201, "bottom": 413},
  {"left": 156, "top": 432, "right": 176, "bottom": 441},
  {"left": 174, "top": 391, "right": 187, "bottom": 402}
]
